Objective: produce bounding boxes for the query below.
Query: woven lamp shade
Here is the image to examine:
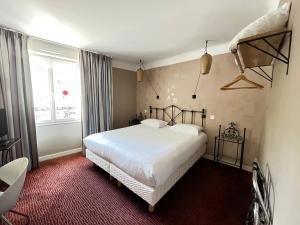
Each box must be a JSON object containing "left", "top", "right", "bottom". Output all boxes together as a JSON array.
[
  {"left": 137, "top": 68, "right": 144, "bottom": 82},
  {"left": 200, "top": 53, "right": 212, "bottom": 75}
]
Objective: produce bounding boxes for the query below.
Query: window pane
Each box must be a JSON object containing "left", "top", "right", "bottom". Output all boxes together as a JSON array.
[
  {"left": 30, "top": 55, "right": 52, "bottom": 122},
  {"left": 52, "top": 60, "right": 81, "bottom": 120}
]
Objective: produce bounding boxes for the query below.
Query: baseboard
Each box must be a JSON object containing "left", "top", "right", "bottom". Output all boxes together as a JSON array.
[
  {"left": 203, "top": 153, "right": 252, "bottom": 172},
  {"left": 39, "top": 149, "right": 251, "bottom": 171},
  {"left": 39, "top": 147, "right": 82, "bottom": 162}
]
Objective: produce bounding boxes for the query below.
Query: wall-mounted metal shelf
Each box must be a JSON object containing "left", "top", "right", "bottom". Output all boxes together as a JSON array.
[{"left": 236, "top": 30, "right": 292, "bottom": 87}]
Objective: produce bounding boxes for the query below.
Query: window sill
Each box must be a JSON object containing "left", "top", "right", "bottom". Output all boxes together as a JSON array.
[{"left": 36, "top": 120, "right": 81, "bottom": 127}]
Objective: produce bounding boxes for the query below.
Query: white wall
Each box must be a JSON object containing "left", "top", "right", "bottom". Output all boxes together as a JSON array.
[
  {"left": 28, "top": 38, "right": 82, "bottom": 158},
  {"left": 28, "top": 38, "right": 79, "bottom": 60},
  {"left": 36, "top": 122, "right": 82, "bottom": 157},
  {"left": 258, "top": 1, "right": 300, "bottom": 225}
]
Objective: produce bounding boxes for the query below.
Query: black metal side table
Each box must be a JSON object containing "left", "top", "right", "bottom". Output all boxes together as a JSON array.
[
  {"left": 129, "top": 118, "right": 141, "bottom": 126},
  {"left": 129, "top": 112, "right": 146, "bottom": 126},
  {"left": 213, "top": 122, "right": 246, "bottom": 169},
  {"left": 0, "top": 138, "right": 21, "bottom": 166}
]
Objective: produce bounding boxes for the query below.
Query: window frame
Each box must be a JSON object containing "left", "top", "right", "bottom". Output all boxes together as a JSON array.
[{"left": 29, "top": 51, "right": 81, "bottom": 126}]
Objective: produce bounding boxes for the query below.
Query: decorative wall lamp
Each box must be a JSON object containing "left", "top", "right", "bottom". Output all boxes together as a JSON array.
[{"left": 136, "top": 59, "right": 160, "bottom": 99}]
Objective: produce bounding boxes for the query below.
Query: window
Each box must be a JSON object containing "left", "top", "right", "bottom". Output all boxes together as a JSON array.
[{"left": 30, "top": 54, "right": 81, "bottom": 124}]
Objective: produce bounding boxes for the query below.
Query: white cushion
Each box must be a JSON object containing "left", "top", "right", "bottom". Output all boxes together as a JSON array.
[
  {"left": 229, "top": 2, "right": 291, "bottom": 52},
  {"left": 170, "top": 124, "right": 203, "bottom": 136},
  {"left": 141, "top": 119, "right": 168, "bottom": 128}
]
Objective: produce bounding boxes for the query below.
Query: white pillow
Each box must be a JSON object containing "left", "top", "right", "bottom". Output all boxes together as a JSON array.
[
  {"left": 170, "top": 124, "right": 203, "bottom": 136},
  {"left": 141, "top": 119, "right": 168, "bottom": 128},
  {"left": 229, "top": 2, "right": 291, "bottom": 52}
]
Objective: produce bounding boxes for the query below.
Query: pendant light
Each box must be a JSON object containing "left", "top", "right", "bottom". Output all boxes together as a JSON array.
[
  {"left": 137, "top": 59, "right": 160, "bottom": 99},
  {"left": 136, "top": 60, "right": 144, "bottom": 82},
  {"left": 200, "top": 40, "right": 212, "bottom": 75}
]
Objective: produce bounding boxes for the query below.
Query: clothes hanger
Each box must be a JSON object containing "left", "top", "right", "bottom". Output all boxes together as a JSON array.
[
  {"left": 221, "top": 52, "right": 264, "bottom": 90},
  {"left": 220, "top": 74, "right": 264, "bottom": 90}
]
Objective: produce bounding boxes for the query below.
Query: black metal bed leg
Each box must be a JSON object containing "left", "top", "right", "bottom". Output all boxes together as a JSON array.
[
  {"left": 10, "top": 210, "right": 29, "bottom": 225},
  {"left": 217, "top": 137, "right": 220, "bottom": 162},
  {"left": 216, "top": 125, "right": 221, "bottom": 162},
  {"left": 1, "top": 151, "right": 4, "bottom": 166},
  {"left": 213, "top": 136, "right": 216, "bottom": 161},
  {"left": 3, "top": 150, "right": 8, "bottom": 165},
  {"left": 240, "top": 128, "right": 246, "bottom": 170}
]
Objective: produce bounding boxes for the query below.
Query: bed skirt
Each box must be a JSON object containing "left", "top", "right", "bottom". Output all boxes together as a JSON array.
[{"left": 86, "top": 144, "right": 206, "bottom": 209}]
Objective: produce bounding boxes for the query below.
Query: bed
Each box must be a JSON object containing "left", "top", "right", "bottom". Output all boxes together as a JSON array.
[{"left": 84, "top": 105, "right": 207, "bottom": 212}]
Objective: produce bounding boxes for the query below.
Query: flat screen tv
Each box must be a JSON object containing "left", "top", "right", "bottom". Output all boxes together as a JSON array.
[{"left": 0, "top": 109, "right": 8, "bottom": 138}]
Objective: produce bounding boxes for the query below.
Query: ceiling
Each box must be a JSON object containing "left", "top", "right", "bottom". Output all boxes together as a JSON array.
[{"left": 0, "top": 0, "right": 274, "bottom": 64}]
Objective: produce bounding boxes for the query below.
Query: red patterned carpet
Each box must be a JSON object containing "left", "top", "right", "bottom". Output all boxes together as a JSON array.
[{"left": 4, "top": 154, "right": 252, "bottom": 225}]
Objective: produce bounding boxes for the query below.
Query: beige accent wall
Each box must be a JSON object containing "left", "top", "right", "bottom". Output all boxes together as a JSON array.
[
  {"left": 258, "top": 1, "right": 300, "bottom": 225},
  {"left": 113, "top": 68, "right": 137, "bottom": 129},
  {"left": 137, "top": 53, "right": 268, "bottom": 166}
]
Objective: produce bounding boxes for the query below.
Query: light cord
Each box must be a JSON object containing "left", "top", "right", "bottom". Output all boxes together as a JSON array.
[
  {"left": 140, "top": 60, "right": 159, "bottom": 96},
  {"left": 205, "top": 40, "right": 208, "bottom": 53},
  {"left": 193, "top": 72, "right": 201, "bottom": 95}
]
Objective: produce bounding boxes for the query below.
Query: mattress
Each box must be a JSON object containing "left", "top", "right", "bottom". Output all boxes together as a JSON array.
[{"left": 83, "top": 124, "right": 207, "bottom": 187}]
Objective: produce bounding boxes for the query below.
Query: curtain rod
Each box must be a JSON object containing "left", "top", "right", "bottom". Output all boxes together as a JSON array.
[
  {"left": 0, "top": 24, "right": 26, "bottom": 36},
  {"left": 0, "top": 24, "right": 112, "bottom": 58}
]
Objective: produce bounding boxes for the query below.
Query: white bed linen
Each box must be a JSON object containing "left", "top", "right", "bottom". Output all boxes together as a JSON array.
[{"left": 83, "top": 124, "right": 207, "bottom": 187}]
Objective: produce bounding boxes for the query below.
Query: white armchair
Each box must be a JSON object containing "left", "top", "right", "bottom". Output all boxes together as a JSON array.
[{"left": 0, "top": 158, "right": 29, "bottom": 225}]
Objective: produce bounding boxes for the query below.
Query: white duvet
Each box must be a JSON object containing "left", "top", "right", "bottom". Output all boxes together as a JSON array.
[{"left": 83, "top": 124, "right": 207, "bottom": 187}]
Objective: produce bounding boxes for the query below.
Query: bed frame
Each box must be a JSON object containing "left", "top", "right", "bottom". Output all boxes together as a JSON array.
[
  {"left": 149, "top": 105, "right": 206, "bottom": 127},
  {"left": 86, "top": 105, "right": 207, "bottom": 212}
]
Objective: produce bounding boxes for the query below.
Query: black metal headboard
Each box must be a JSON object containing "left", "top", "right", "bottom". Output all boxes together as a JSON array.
[{"left": 149, "top": 105, "right": 206, "bottom": 127}]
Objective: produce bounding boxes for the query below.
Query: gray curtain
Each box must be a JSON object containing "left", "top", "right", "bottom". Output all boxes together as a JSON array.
[
  {"left": 0, "top": 29, "right": 38, "bottom": 170},
  {"left": 80, "top": 50, "right": 113, "bottom": 146}
]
